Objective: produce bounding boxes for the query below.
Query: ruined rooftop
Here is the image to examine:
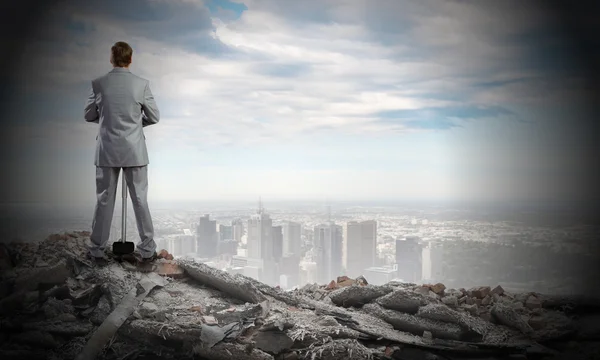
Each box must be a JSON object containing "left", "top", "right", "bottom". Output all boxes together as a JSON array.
[{"left": 1, "top": 232, "right": 599, "bottom": 359}]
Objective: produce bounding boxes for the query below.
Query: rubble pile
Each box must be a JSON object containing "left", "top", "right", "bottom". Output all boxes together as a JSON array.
[{"left": 1, "top": 232, "right": 600, "bottom": 359}]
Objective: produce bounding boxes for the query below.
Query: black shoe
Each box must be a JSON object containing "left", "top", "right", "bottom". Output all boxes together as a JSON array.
[{"left": 141, "top": 252, "right": 158, "bottom": 263}]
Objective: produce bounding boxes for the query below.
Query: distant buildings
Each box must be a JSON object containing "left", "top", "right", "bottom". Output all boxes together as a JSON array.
[
  {"left": 283, "top": 221, "right": 302, "bottom": 256},
  {"left": 232, "top": 219, "right": 244, "bottom": 243},
  {"left": 272, "top": 225, "right": 283, "bottom": 260},
  {"left": 422, "top": 240, "right": 444, "bottom": 283},
  {"left": 396, "top": 236, "right": 423, "bottom": 283},
  {"left": 314, "top": 222, "right": 343, "bottom": 284},
  {"left": 344, "top": 220, "right": 377, "bottom": 278},
  {"left": 196, "top": 214, "right": 218, "bottom": 258},
  {"left": 219, "top": 224, "right": 233, "bottom": 242}
]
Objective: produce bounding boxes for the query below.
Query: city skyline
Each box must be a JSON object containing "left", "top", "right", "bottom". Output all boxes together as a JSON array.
[{"left": 2, "top": 0, "right": 598, "bottom": 207}]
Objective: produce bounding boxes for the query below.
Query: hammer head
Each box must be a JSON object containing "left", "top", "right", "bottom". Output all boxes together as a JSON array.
[{"left": 112, "top": 240, "right": 135, "bottom": 255}]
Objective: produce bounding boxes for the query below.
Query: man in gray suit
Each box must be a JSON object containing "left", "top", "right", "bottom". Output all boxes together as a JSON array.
[{"left": 84, "top": 41, "right": 160, "bottom": 263}]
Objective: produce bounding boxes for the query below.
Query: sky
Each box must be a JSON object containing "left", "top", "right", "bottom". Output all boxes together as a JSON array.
[{"left": 0, "top": 0, "right": 599, "bottom": 206}]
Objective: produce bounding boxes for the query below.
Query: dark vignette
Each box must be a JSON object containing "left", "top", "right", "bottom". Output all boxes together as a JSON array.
[{"left": 0, "top": 0, "right": 598, "bottom": 357}]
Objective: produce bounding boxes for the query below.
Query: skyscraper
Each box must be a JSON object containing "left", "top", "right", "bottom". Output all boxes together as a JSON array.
[
  {"left": 196, "top": 214, "right": 218, "bottom": 258},
  {"left": 396, "top": 236, "right": 423, "bottom": 282},
  {"left": 219, "top": 224, "right": 233, "bottom": 242},
  {"left": 246, "top": 201, "right": 275, "bottom": 283},
  {"left": 232, "top": 218, "right": 244, "bottom": 243},
  {"left": 272, "top": 225, "right": 283, "bottom": 260},
  {"left": 344, "top": 220, "right": 377, "bottom": 278},
  {"left": 314, "top": 223, "right": 343, "bottom": 284},
  {"left": 283, "top": 221, "right": 302, "bottom": 256},
  {"left": 422, "top": 240, "right": 444, "bottom": 283}
]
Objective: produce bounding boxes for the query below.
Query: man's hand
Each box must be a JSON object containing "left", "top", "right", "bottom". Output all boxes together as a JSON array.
[{"left": 84, "top": 85, "right": 99, "bottom": 123}]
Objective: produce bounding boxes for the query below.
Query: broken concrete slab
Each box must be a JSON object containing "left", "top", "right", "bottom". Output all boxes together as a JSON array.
[
  {"left": 491, "top": 302, "right": 534, "bottom": 335},
  {"left": 253, "top": 330, "right": 294, "bottom": 355},
  {"left": 329, "top": 284, "right": 393, "bottom": 307},
  {"left": 179, "top": 260, "right": 267, "bottom": 304},
  {"left": 375, "top": 288, "right": 429, "bottom": 314},
  {"left": 363, "top": 303, "right": 463, "bottom": 341},
  {"left": 417, "top": 303, "right": 492, "bottom": 342}
]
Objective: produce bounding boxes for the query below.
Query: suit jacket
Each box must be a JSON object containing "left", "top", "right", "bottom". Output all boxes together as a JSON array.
[{"left": 84, "top": 67, "right": 160, "bottom": 167}]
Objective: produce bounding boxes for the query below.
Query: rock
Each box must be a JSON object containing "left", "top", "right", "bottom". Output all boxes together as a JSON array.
[
  {"left": 475, "top": 298, "right": 482, "bottom": 306},
  {"left": 337, "top": 276, "right": 351, "bottom": 283},
  {"left": 491, "top": 285, "right": 505, "bottom": 296},
  {"left": 462, "top": 304, "right": 478, "bottom": 316},
  {"left": 468, "top": 286, "right": 491, "bottom": 299},
  {"left": 525, "top": 295, "right": 542, "bottom": 309},
  {"left": 465, "top": 297, "right": 475, "bottom": 305},
  {"left": 89, "top": 296, "right": 112, "bottom": 325},
  {"left": 431, "top": 283, "right": 446, "bottom": 295},
  {"left": 528, "top": 316, "right": 546, "bottom": 330},
  {"left": 329, "top": 284, "right": 393, "bottom": 307},
  {"left": 157, "top": 249, "right": 170, "bottom": 259},
  {"left": 140, "top": 301, "right": 159, "bottom": 317},
  {"left": 326, "top": 280, "right": 339, "bottom": 290},
  {"left": 356, "top": 275, "right": 368, "bottom": 286},
  {"left": 481, "top": 295, "right": 492, "bottom": 306},
  {"left": 479, "top": 310, "right": 493, "bottom": 323},
  {"left": 376, "top": 288, "right": 428, "bottom": 314},
  {"left": 42, "top": 297, "right": 75, "bottom": 319},
  {"left": 203, "top": 316, "right": 218, "bottom": 325},
  {"left": 189, "top": 306, "right": 203, "bottom": 313},
  {"left": 442, "top": 295, "right": 458, "bottom": 307},
  {"left": 414, "top": 286, "right": 430, "bottom": 296},
  {"left": 253, "top": 330, "right": 294, "bottom": 355},
  {"left": 155, "top": 261, "right": 185, "bottom": 279},
  {"left": 428, "top": 290, "right": 440, "bottom": 300},
  {"left": 423, "top": 330, "right": 433, "bottom": 339},
  {"left": 338, "top": 279, "right": 354, "bottom": 287},
  {"left": 491, "top": 302, "right": 534, "bottom": 335},
  {"left": 458, "top": 296, "right": 467, "bottom": 305}
]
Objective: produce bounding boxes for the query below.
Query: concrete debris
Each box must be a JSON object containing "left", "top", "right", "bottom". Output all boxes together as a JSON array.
[
  {"left": 329, "top": 284, "right": 393, "bottom": 307},
  {"left": 1, "top": 231, "right": 599, "bottom": 360},
  {"left": 376, "top": 288, "right": 429, "bottom": 314},
  {"left": 179, "top": 259, "right": 267, "bottom": 303}
]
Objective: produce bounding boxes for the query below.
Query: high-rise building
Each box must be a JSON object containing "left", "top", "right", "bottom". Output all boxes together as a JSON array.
[
  {"left": 422, "top": 240, "right": 444, "bottom": 282},
  {"left": 283, "top": 221, "right": 302, "bottom": 256},
  {"left": 396, "top": 236, "right": 423, "bottom": 283},
  {"left": 344, "top": 220, "right": 377, "bottom": 278},
  {"left": 280, "top": 254, "right": 301, "bottom": 289},
  {"left": 232, "top": 219, "right": 244, "bottom": 243},
  {"left": 219, "top": 224, "right": 233, "bottom": 242},
  {"left": 272, "top": 225, "right": 283, "bottom": 260},
  {"left": 246, "top": 201, "right": 275, "bottom": 283},
  {"left": 197, "top": 214, "right": 218, "bottom": 258},
  {"left": 314, "top": 223, "right": 343, "bottom": 284}
]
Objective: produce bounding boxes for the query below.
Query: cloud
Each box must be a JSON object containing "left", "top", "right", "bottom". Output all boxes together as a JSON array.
[{"left": 4, "top": 0, "right": 598, "bottom": 204}]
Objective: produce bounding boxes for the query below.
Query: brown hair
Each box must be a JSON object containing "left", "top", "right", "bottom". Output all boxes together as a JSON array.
[{"left": 111, "top": 41, "right": 133, "bottom": 67}]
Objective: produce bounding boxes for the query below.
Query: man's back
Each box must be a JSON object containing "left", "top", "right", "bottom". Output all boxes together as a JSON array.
[{"left": 85, "top": 67, "right": 159, "bottom": 167}]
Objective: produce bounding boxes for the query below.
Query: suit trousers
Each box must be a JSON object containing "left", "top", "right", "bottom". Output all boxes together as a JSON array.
[{"left": 87, "top": 166, "right": 156, "bottom": 258}]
